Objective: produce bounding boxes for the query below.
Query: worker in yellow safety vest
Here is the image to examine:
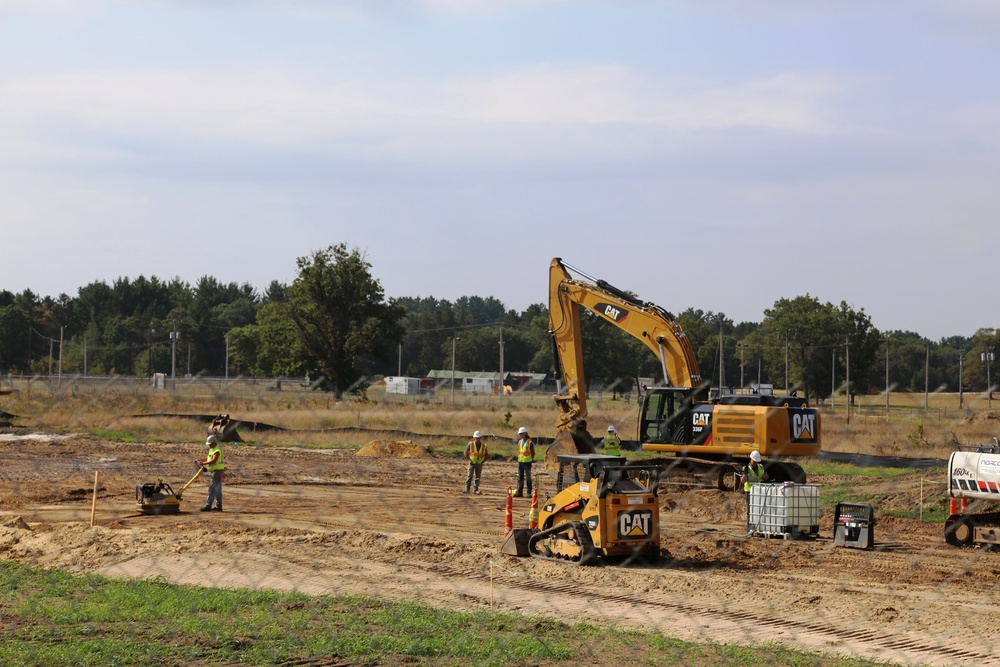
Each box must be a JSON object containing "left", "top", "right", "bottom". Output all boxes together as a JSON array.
[
  {"left": 463, "top": 430, "right": 488, "bottom": 495},
  {"left": 513, "top": 426, "right": 534, "bottom": 498},
  {"left": 603, "top": 425, "right": 622, "bottom": 457},
  {"left": 740, "top": 449, "right": 768, "bottom": 532},
  {"left": 196, "top": 434, "right": 226, "bottom": 512}
]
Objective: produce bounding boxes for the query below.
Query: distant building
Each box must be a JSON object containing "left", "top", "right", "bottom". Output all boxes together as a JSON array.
[{"left": 424, "top": 370, "right": 549, "bottom": 394}]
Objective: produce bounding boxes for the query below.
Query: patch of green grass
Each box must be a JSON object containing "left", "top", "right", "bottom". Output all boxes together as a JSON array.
[
  {"left": 0, "top": 561, "right": 901, "bottom": 667},
  {"left": 800, "top": 461, "right": 941, "bottom": 479},
  {"left": 87, "top": 428, "right": 140, "bottom": 442}
]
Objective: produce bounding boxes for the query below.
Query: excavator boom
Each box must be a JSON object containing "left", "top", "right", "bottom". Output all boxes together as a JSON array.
[{"left": 549, "top": 258, "right": 701, "bottom": 429}]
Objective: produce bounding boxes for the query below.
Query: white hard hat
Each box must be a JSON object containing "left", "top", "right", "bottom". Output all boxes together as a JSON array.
[
  {"left": 518, "top": 426, "right": 528, "bottom": 435},
  {"left": 750, "top": 450, "right": 761, "bottom": 462},
  {"left": 206, "top": 434, "right": 219, "bottom": 446},
  {"left": 473, "top": 430, "right": 482, "bottom": 439},
  {"left": 607, "top": 425, "right": 616, "bottom": 433}
]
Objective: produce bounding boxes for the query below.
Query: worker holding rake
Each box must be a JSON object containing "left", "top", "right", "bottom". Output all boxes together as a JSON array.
[{"left": 196, "top": 435, "right": 226, "bottom": 512}]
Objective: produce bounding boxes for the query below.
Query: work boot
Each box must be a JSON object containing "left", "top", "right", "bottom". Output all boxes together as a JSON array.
[
  {"left": 213, "top": 506, "right": 223, "bottom": 512},
  {"left": 461, "top": 489, "right": 469, "bottom": 494},
  {"left": 200, "top": 506, "right": 212, "bottom": 512},
  {"left": 474, "top": 489, "right": 481, "bottom": 495},
  {"left": 513, "top": 492, "right": 523, "bottom": 498}
]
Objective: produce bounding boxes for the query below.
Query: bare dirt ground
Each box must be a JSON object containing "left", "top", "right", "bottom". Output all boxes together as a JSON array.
[{"left": 0, "top": 432, "right": 998, "bottom": 666}]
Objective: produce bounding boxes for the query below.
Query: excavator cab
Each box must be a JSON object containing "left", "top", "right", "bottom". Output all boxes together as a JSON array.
[{"left": 638, "top": 386, "right": 708, "bottom": 445}]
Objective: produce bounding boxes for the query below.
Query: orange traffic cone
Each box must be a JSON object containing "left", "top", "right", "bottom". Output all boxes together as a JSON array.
[
  {"left": 504, "top": 486, "right": 513, "bottom": 537},
  {"left": 529, "top": 488, "right": 539, "bottom": 530}
]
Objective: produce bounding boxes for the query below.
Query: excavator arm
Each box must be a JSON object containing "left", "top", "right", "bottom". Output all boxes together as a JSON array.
[
  {"left": 545, "top": 257, "right": 704, "bottom": 474},
  {"left": 548, "top": 257, "right": 702, "bottom": 430}
]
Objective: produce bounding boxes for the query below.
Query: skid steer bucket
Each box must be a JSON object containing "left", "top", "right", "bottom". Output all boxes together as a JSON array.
[{"left": 500, "top": 529, "right": 533, "bottom": 557}]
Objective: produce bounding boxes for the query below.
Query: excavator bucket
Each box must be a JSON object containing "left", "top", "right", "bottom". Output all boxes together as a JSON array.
[
  {"left": 208, "top": 414, "right": 242, "bottom": 442},
  {"left": 543, "top": 421, "right": 598, "bottom": 478}
]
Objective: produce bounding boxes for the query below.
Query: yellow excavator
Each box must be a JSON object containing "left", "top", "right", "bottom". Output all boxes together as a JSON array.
[{"left": 545, "top": 257, "right": 821, "bottom": 490}]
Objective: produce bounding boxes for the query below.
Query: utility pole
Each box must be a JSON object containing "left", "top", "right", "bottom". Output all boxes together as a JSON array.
[
  {"left": 58, "top": 326, "right": 64, "bottom": 390},
  {"left": 170, "top": 319, "right": 178, "bottom": 390},
  {"left": 718, "top": 322, "right": 725, "bottom": 394},
  {"left": 959, "top": 350, "right": 965, "bottom": 409},
  {"left": 845, "top": 336, "right": 851, "bottom": 424},
  {"left": 784, "top": 331, "right": 789, "bottom": 395},
  {"left": 451, "top": 335, "right": 460, "bottom": 404},
  {"left": 924, "top": 343, "right": 929, "bottom": 410},
  {"left": 885, "top": 335, "right": 890, "bottom": 416},
  {"left": 148, "top": 329, "right": 155, "bottom": 379},
  {"left": 397, "top": 343, "right": 402, "bottom": 376},
  {"left": 739, "top": 342, "right": 744, "bottom": 390},
  {"left": 499, "top": 326, "right": 505, "bottom": 394},
  {"left": 225, "top": 332, "right": 230, "bottom": 389},
  {"left": 985, "top": 347, "right": 995, "bottom": 410},
  {"left": 831, "top": 348, "right": 836, "bottom": 409}
]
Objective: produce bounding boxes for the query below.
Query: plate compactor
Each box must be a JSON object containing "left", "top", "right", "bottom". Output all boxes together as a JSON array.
[{"left": 136, "top": 467, "right": 205, "bottom": 515}]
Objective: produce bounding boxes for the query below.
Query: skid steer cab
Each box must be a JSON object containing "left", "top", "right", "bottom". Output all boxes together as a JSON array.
[{"left": 503, "top": 454, "right": 662, "bottom": 565}]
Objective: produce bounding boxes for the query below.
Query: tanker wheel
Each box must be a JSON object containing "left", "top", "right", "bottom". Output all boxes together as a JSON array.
[{"left": 717, "top": 466, "right": 739, "bottom": 492}]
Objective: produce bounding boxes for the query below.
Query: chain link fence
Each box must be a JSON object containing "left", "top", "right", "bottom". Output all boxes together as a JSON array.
[{"left": 1, "top": 375, "right": 1000, "bottom": 665}]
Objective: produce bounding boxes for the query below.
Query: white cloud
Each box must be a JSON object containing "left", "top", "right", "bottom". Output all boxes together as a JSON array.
[{"left": 0, "top": 64, "right": 842, "bottom": 164}]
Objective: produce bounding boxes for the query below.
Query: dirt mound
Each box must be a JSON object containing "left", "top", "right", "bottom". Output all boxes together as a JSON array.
[
  {"left": 963, "top": 411, "right": 1000, "bottom": 424},
  {"left": 355, "top": 440, "right": 432, "bottom": 458}
]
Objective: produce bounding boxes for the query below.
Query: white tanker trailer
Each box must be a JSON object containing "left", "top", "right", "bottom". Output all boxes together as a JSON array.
[{"left": 945, "top": 445, "right": 1000, "bottom": 547}]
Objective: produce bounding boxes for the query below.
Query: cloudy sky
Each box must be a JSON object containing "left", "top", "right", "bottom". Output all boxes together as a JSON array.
[{"left": 2, "top": 0, "right": 998, "bottom": 340}]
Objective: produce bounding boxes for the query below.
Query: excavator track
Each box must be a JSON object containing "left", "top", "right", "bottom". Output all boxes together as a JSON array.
[{"left": 527, "top": 520, "right": 598, "bottom": 565}]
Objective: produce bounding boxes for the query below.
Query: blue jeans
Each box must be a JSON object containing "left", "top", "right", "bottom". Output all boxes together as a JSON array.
[
  {"left": 206, "top": 470, "right": 224, "bottom": 509},
  {"left": 517, "top": 461, "right": 533, "bottom": 495}
]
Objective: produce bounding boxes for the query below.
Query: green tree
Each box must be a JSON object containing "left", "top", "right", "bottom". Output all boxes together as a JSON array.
[
  {"left": 228, "top": 302, "right": 306, "bottom": 377},
  {"left": 286, "top": 244, "right": 405, "bottom": 397},
  {"left": 745, "top": 295, "right": 880, "bottom": 401}
]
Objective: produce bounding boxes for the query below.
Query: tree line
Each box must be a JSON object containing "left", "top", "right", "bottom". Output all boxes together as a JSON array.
[{"left": 1, "top": 244, "right": 997, "bottom": 400}]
